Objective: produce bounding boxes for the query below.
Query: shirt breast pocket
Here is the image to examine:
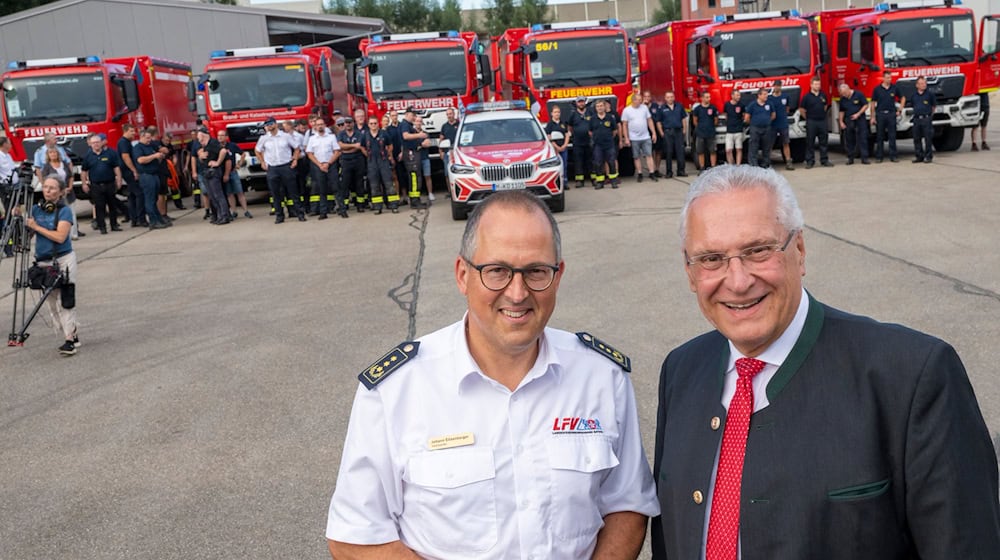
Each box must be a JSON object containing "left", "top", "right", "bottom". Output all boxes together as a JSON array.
[
  {"left": 547, "top": 436, "right": 620, "bottom": 540},
  {"left": 404, "top": 447, "right": 498, "bottom": 552}
]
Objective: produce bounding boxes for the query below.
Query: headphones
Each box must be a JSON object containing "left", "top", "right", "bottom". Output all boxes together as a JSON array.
[{"left": 39, "top": 200, "right": 64, "bottom": 213}]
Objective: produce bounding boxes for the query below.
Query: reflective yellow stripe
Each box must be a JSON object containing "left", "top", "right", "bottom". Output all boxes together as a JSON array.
[
  {"left": 608, "top": 172, "right": 619, "bottom": 179},
  {"left": 171, "top": 192, "right": 181, "bottom": 200},
  {"left": 595, "top": 175, "right": 606, "bottom": 182},
  {"left": 387, "top": 194, "right": 401, "bottom": 202},
  {"left": 309, "top": 195, "right": 321, "bottom": 202},
  {"left": 409, "top": 173, "right": 420, "bottom": 197},
  {"left": 192, "top": 189, "right": 201, "bottom": 195},
  {"left": 371, "top": 196, "right": 384, "bottom": 204}
]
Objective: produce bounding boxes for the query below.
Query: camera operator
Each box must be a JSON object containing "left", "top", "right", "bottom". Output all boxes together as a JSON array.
[{"left": 24, "top": 174, "right": 79, "bottom": 355}]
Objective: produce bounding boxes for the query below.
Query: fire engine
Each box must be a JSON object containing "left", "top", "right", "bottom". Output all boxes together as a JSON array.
[
  {"left": 637, "top": 11, "right": 823, "bottom": 161},
  {"left": 1, "top": 55, "right": 197, "bottom": 188},
  {"left": 977, "top": 14, "right": 1000, "bottom": 95},
  {"left": 811, "top": 0, "right": 981, "bottom": 151},
  {"left": 346, "top": 31, "right": 494, "bottom": 169},
  {"left": 194, "top": 45, "right": 345, "bottom": 182}
]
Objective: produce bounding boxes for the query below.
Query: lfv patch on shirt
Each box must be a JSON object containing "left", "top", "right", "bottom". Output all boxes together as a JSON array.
[
  {"left": 552, "top": 417, "right": 604, "bottom": 434},
  {"left": 428, "top": 432, "right": 475, "bottom": 450}
]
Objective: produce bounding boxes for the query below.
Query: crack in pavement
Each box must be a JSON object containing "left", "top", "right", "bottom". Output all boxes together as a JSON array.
[
  {"left": 805, "top": 225, "right": 1000, "bottom": 304},
  {"left": 387, "top": 208, "right": 430, "bottom": 340}
]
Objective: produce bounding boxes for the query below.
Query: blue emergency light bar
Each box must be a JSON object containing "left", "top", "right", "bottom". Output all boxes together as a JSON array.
[
  {"left": 371, "top": 31, "right": 460, "bottom": 43},
  {"left": 8, "top": 55, "right": 101, "bottom": 70},
  {"left": 210, "top": 45, "right": 301, "bottom": 59},
  {"left": 466, "top": 100, "right": 528, "bottom": 113},
  {"left": 875, "top": 0, "right": 958, "bottom": 11},
  {"left": 714, "top": 9, "right": 800, "bottom": 23},
  {"left": 531, "top": 19, "right": 619, "bottom": 32}
]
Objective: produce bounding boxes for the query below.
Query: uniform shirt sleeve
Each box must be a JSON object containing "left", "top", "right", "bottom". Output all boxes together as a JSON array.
[
  {"left": 326, "top": 384, "right": 403, "bottom": 545},
  {"left": 598, "top": 372, "right": 660, "bottom": 518}
]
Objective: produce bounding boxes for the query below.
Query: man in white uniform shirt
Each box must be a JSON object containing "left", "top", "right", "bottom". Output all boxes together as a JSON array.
[
  {"left": 305, "top": 117, "right": 341, "bottom": 219},
  {"left": 254, "top": 117, "right": 304, "bottom": 224},
  {"left": 326, "top": 190, "right": 659, "bottom": 559}
]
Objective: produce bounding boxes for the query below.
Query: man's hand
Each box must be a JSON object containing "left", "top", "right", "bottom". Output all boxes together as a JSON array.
[
  {"left": 82, "top": 182, "right": 90, "bottom": 194},
  {"left": 26, "top": 217, "right": 37, "bottom": 231}
]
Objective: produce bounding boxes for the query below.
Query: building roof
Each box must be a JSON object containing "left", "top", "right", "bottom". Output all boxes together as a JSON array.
[{"left": 0, "top": 0, "right": 387, "bottom": 58}]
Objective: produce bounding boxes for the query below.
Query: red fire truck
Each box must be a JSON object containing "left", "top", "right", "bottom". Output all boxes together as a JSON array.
[
  {"left": 1, "top": 55, "right": 196, "bottom": 186},
  {"left": 977, "top": 14, "right": 1000, "bottom": 96},
  {"left": 346, "top": 30, "right": 494, "bottom": 168},
  {"left": 497, "top": 20, "right": 632, "bottom": 123},
  {"left": 637, "top": 11, "right": 823, "bottom": 161},
  {"left": 812, "top": 0, "right": 981, "bottom": 152},
  {"left": 195, "top": 45, "right": 345, "bottom": 182}
]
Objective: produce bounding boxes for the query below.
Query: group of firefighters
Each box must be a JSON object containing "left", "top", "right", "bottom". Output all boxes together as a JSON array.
[{"left": 551, "top": 75, "right": 991, "bottom": 184}]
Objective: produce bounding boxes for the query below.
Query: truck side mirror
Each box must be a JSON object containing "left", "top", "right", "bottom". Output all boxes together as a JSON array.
[
  {"left": 187, "top": 81, "right": 196, "bottom": 102},
  {"left": 504, "top": 53, "right": 517, "bottom": 84},
  {"left": 478, "top": 54, "right": 493, "bottom": 87},
  {"left": 321, "top": 71, "right": 332, "bottom": 91},
  {"left": 324, "top": 91, "right": 334, "bottom": 102},
  {"left": 123, "top": 79, "right": 140, "bottom": 112}
]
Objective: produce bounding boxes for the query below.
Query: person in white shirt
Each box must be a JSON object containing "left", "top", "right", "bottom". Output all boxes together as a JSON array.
[
  {"left": 326, "top": 190, "right": 659, "bottom": 560},
  {"left": 254, "top": 117, "right": 304, "bottom": 224},
  {"left": 621, "top": 96, "right": 658, "bottom": 183},
  {"left": 305, "top": 117, "right": 342, "bottom": 219},
  {"left": 0, "top": 136, "right": 20, "bottom": 186}
]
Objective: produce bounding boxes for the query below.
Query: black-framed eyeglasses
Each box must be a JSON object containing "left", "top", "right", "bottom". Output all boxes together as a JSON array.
[
  {"left": 464, "top": 259, "right": 560, "bottom": 292},
  {"left": 686, "top": 229, "right": 798, "bottom": 275}
]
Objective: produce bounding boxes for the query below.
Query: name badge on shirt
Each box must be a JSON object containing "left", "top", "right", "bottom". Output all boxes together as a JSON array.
[{"left": 428, "top": 432, "right": 475, "bottom": 450}]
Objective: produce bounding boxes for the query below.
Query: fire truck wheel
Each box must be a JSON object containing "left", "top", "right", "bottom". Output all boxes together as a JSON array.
[
  {"left": 933, "top": 126, "right": 965, "bottom": 152},
  {"left": 789, "top": 139, "right": 807, "bottom": 163}
]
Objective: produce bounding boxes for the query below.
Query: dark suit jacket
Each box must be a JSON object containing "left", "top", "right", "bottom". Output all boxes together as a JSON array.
[{"left": 650, "top": 294, "right": 1000, "bottom": 559}]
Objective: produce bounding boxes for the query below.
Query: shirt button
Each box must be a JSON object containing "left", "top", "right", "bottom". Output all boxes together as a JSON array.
[
  {"left": 516, "top": 444, "right": 524, "bottom": 454},
  {"left": 711, "top": 416, "right": 721, "bottom": 431},
  {"left": 520, "top": 500, "right": 530, "bottom": 509},
  {"left": 584, "top": 457, "right": 592, "bottom": 465},
  {"left": 693, "top": 490, "right": 704, "bottom": 504}
]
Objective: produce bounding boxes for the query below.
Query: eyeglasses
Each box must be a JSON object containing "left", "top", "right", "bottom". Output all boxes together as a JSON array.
[
  {"left": 686, "top": 230, "right": 798, "bottom": 275},
  {"left": 465, "top": 259, "right": 560, "bottom": 292}
]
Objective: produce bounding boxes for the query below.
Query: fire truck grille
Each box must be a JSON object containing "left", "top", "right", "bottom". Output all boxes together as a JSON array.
[
  {"left": 480, "top": 162, "right": 534, "bottom": 182},
  {"left": 227, "top": 124, "right": 265, "bottom": 145},
  {"left": 897, "top": 75, "right": 965, "bottom": 105}
]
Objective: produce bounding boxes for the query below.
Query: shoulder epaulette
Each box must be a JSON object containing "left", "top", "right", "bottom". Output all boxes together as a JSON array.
[
  {"left": 358, "top": 341, "right": 420, "bottom": 390},
  {"left": 576, "top": 332, "right": 631, "bottom": 372}
]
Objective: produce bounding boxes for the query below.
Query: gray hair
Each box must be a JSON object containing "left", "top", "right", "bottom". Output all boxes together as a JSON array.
[
  {"left": 43, "top": 173, "right": 67, "bottom": 190},
  {"left": 678, "top": 164, "right": 803, "bottom": 242},
  {"left": 460, "top": 191, "right": 562, "bottom": 262}
]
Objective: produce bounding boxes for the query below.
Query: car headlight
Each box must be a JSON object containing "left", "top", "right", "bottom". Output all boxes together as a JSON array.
[
  {"left": 450, "top": 163, "right": 476, "bottom": 174},
  {"left": 539, "top": 156, "right": 562, "bottom": 168}
]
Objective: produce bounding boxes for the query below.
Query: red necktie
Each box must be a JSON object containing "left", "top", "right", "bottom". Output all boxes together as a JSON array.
[{"left": 706, "top": 357, "right": 767, "bottom": 560}]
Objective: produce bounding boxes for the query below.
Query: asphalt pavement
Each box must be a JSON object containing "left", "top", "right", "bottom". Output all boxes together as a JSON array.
[{"left": 2, "top": 126, "right": 999, "bottom": 559}]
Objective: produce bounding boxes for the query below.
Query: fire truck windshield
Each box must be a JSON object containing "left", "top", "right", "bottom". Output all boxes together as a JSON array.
[
  {"left": 879, "top": 15, "right": 974, "bottom": 66},
  {"left": 2, "top": 72, "right": 106, "bottom": 125},
  {"left": 714, "top": 27, "right": 812, "bottom": 79},
  {"left": 207, "top": 65, "right": 308, "bottom": 112},
  {"left": 529, "top": 35, "right": 628, "bottom": 87},
  {"left": 368, "top": 47, "right": 468, "bottom": 97}
]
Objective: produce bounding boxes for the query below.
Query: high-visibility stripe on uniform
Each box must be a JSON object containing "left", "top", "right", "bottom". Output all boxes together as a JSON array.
[
  {"left": 371, "top": 195, "right": 384, "bottom": 204},
  {"left": 387, "top": 194, "right": 401, "bottom": 202}
]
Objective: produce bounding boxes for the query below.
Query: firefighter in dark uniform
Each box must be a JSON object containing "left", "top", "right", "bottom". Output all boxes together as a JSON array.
[
  {"left": 117, "top": 124, "right": 144, "bottom": 226},
  {"left": 657, "top": 91, "right": 688, "bottom": 177},
  {"left": 400, "top": 108, "right": 429, "bottom": 209},
  {"left": 568, "top": 96, "right": 594, "bottom": 188},
  {"left": 799, "top": 76, "right": 834, "bottom": 168},
  {"left": 910, "top": 76, "right": 936, "bottom": 163},
  {"left": 589, "top": 99, "right": 620, "bottom": 189},
  {"left": 871, "top": 71, "right": 905, "bottom": 162},
  {"left": 643, "top": 91, "right": 663, "bottom": 177},
  {"left": 745, "top": 88, "right": 775, "bottom": 168},
  {"left": 363, "top": 115, "right": 399, "bottom": 214},
  {"left": 337, "top": 117, "right": 367, "bottom": 212},
  {"left": 545, "top": 106, "right": 570, "bottom": 188},
  {"left": 838, "top": 82, "right": 870, "bottom": 165}
]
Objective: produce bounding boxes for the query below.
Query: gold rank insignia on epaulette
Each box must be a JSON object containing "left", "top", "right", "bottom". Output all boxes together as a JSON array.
[
  {"left": 576, "top": 332, "right": 631, "bottom": 372},
  {"left": 358, "top": 341, "right": 420, "bottom": 390}
]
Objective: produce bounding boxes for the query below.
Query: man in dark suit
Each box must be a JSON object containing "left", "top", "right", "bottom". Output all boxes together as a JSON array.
[{"left": 651, "top": 164, "right": 1000, "bottom": 560}]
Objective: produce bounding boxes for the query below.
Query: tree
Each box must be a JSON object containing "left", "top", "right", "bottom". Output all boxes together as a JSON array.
[
  {"left": 653, "top": 0, "right": 681, "bottom": 24},
  {"left": 519, "top": 0, "right": 550, "bottom": 28},
  {"left": 484, "top": 0, "right": 519, "bottom": 35},
  {"left": 435, "top": 0, "right": 463, "bottom": 31}
]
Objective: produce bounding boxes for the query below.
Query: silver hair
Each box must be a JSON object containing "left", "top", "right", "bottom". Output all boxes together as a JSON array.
[
  {"left": 678, "top": 164, "right": 804, "bottom": 242},
  {"left": 460, "top": 191, "right": 562, "bottom": 262},
  {"left": 43, "top": 173, "right": 67, "bottom": 190}
]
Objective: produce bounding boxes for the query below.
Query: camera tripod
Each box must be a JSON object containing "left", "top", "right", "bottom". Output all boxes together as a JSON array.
[{"left": 1, "top": 173, "right": 65, "bottom": 347}]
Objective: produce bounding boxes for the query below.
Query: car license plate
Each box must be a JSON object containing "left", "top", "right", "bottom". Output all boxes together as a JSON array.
[{"left": 492, "top": 181, "right": 527, "bottom": 191}]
